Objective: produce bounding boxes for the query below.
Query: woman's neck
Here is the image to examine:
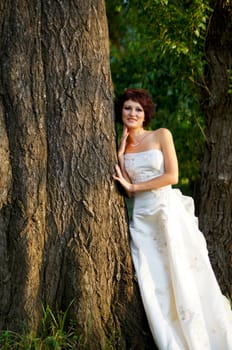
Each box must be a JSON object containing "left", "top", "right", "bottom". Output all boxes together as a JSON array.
[
  {"left": 128, "top": 128, "right": 147, "bottom": 147},
  {"left": 128, "top": 127, "right": 145, "bottom": 137}
]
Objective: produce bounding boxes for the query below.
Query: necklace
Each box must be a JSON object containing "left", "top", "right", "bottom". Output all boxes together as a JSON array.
[{"left": 130, "top": 132, "right": 148, "bottom": 147}]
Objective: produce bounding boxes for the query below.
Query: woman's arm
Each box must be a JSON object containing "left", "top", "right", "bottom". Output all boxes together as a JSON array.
[
  {"left": 114, "top": 128, "right": 178, "bottom": 193},
  {"left": 116, "top": 126, "right": 133, "bottom": 197}
]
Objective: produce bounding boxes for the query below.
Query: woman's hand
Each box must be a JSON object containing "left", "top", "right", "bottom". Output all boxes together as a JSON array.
[
  {"left": 113, "top": 164, "right": 134, "bottom": 192},
  {"left": 118, "top": 126, "right": 129, "bottom": 156}
]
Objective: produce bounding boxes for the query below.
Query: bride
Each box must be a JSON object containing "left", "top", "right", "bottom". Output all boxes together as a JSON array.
[{"left": 113, "top": 88, "right": 232, "bottom": 350}]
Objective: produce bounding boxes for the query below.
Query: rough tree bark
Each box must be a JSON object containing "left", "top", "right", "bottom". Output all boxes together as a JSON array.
[
  {"left": 0, "top": 1, "right": 154, "bottom": 348},
  {"left": 199, "top": 0, "right": 232, "bottom": 298}
]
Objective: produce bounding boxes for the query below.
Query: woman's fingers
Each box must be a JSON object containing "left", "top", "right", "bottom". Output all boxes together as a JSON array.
[
  {"left": 118, "top": 127, "right": 129, "bottom": 156},
  {"left": 113, "top": 165, "right": 131, "bottom": 192},
  {"left": 121, "top": 126, "right": 129, "bottom": 142},
  {"left": 115, "top": 164, "right": 122, "bottom": 177},
  {"left": 113, "top": 165, "right": 123, "bottom": 182},
  {"left": 122, "top": 126, "right": 129, "bottom": 138}
]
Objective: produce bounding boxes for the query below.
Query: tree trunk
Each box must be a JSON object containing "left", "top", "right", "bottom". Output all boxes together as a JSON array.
[
  {"left": 199, "top": 0, "right": 232, "bottom": 298},
  {"left": 0, "top": 0, "right": 154, "bottom": 348}
]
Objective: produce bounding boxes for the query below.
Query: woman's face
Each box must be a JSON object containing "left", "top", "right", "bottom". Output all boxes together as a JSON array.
[{"left": 122, "top": 99, "right": 145, "bottom": 129}]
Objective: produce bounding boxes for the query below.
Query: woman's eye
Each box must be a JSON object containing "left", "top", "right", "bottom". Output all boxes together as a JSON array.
[{"left": 124, "top": 106, "right": 143, "bottom": 111}]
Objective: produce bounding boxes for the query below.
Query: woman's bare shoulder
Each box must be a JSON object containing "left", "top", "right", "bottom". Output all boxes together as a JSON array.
[
  {"left": 154, "top": 127, "right": 172, "bottom": 134},
  {"left": 154, "top": 128, "right": 173, "bottom": 139}
]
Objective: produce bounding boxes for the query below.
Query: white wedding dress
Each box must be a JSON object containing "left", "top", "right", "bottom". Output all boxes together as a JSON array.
[{"left": 124, "top": 149, "right": 232, "bottom": 350}]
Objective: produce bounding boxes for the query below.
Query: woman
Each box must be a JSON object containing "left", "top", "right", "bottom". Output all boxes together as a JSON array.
[{"left": 113, "top": 88, "right": 232, "bottom": 350}]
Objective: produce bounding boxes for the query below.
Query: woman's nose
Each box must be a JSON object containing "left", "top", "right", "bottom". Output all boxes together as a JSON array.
[{"left": 130, "top": 108, "right": 136, "bottom": 115}]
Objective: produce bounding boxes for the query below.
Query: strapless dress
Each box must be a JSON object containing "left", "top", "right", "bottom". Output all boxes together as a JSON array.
[{"left": 124, "top": 149, "right": 232, "bottom": 350}]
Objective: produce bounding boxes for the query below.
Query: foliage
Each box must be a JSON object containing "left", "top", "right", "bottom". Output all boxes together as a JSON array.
[
  {"left": 0, "top": 304, "right": 118, "bottom": 349},
  {"left": 106, "top": 0, "right": 212, "bottom": 194},
  {"left": 0, "top": 305, "right": 81, "bottom": 349}
]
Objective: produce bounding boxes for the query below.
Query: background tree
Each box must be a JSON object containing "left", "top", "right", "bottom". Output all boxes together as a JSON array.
[
  {"left": 0, "top": 0, "right": 154, "bottom": 348},
  {"left": 199, "top": 0, "right": 232, "bottom": 297}
]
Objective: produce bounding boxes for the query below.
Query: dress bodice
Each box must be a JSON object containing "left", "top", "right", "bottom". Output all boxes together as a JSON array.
[{"left": 124, "top": 149, "right": 164, "bottom": 184}]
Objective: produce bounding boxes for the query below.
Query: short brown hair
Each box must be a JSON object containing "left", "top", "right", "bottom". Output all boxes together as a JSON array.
[{"left": 115, "top": 88, "right": 155, "bottom": 126}]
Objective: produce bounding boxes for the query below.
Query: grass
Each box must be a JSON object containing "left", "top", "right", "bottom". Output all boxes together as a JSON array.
[
  {"left": 0, "top": 304, "right": 80, "bottom": 349},
  {"left": 0, "top": 303, "right": 115, "bottom": 350}
]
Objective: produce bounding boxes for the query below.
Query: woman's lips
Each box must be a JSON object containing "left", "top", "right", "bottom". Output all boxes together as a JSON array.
[{"left": 127, "top": 117, "right": 137, "bottom": 122}]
